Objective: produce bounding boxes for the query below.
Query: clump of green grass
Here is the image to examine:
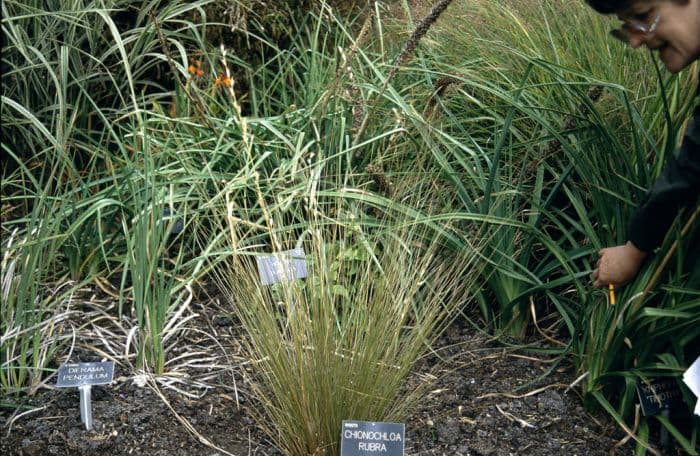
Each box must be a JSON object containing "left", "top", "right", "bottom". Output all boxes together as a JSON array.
[
  {"left": 0, "top": 183, "right": 75, "bottom": 395},
  {"left": 179, "top": 13, "right": 488, "bottom": 450},
  {"left": 1, "top": 0, "right": 217, "bottom": 384}
]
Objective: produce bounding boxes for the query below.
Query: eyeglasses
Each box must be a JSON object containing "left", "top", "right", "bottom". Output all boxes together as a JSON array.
[{"left": 610, "top": 12, "right": 661, "bottom": 44}]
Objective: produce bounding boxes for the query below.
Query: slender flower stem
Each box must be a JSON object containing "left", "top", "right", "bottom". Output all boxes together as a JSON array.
[{"left": 352, "top": 0, "right": 455, "bottom": 147}]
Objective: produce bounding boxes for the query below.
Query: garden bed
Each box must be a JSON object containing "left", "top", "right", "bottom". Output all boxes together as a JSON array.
[
  {"left": 3, "top": 1, "right": 698, "bottom": 454},
  {"left": 1, "top": 290, "right": 635, "bottom": 455}
]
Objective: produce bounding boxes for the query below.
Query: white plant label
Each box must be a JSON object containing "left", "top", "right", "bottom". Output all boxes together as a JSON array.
[
  {"left": 683, "top": 356, "right": 700, "bottom": 416},
  {"left": 256, "top": 248, "right": 307, "bottom": 285}
]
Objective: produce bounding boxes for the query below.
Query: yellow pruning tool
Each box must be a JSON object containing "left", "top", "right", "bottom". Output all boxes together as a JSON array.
[{"left": 608, "top": 283, "right": 616, "bottom": 306}]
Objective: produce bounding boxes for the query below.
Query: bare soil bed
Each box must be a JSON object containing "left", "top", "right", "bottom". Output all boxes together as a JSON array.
[{"left": 0, "top": 290, "right": 669, "bottom": 456}]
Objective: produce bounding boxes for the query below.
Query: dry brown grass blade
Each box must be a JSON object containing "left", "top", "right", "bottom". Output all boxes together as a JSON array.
[
  {"left": 506, "top": 353, "right": 558, "bottom": 364},
  {"left": 475, "top": 382, "right": 569, "bottom": 400},
  {"left": 529, "top": 296, "right": 566, "bottom": 347},
  {"left": 495, "top": 404, "right": 536, "bottom": 429},
  {"left": 145, "top": 375, "right": 237, "bottom": 456},
  {"left": 93, "top": 276, "right": 120, "bottom": 299},
  {"left": 611, "top": 404, "right": 641, "bottom": 455},
  {"left": 4, "top": 406, "right": 47, "bottom": 438},
  {"left": 608, "top": 406, "right": 660, "bottom": 456}
]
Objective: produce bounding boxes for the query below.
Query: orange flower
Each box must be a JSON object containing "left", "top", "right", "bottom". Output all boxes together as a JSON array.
[
  {"left": 214, "top": 73, "right": 232, "bottom": 87},
  {"left": 188, "top": 56, "right": 204, "bottom": 77}
]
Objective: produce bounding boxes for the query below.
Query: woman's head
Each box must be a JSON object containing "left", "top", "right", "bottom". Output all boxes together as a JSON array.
[{"left": 586, "top": 0, "right": 700, "bottom": 73}]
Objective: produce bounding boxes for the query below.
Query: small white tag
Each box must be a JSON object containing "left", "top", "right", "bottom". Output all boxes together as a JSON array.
[
  {"left": 682, "top": 356, "right": 700, "bottom": 416},
  {"left": 256, "top": 248, "right": 307, "bottom": 285}
]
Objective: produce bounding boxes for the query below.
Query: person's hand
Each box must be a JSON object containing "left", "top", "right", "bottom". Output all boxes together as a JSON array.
[{"left": 592, "top": 241, "right": 648, "bottom": 288}]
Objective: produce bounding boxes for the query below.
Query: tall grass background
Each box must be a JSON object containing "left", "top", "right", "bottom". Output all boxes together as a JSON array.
[{"left": 2, "top": 0, "right": 698, "bottom": 453}]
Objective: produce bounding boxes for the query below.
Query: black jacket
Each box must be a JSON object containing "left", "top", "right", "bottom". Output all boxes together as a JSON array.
[{"left": 627, "top": 91, "right": 700, "bottom": 252}]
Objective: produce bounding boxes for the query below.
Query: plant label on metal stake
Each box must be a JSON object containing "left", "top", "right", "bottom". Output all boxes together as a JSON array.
[
  {"left": 56, "top": 361, "right": 115, "bottom": 431},
  {"left": 256, "top": 248, "right": 307, "bottom": 286},
  {"left": 340, "top": 420, "right": 405, "bottom": 456}
]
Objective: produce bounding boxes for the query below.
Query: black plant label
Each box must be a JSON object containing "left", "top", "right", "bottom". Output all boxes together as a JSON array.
[
  {"left": 340, "top": 420, "right": 404, "bottom": 455},
  {"left": 636, "top": 378, "right": 684, "bottom": 416}
]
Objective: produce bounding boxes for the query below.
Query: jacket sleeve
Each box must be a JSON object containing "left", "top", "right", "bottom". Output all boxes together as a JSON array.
[{"left": 627, "top": 104, "right": 700, "bottom": 252}]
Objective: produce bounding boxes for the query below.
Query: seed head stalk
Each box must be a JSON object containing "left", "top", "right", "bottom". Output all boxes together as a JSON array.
[
  {"left": 218, "top": 45, "right": 277, "bottom": 248},
  {"left": 219, "top": 44, "right": 249, "bottom": 150},
  {"left": 351, "top": 0, "right": 455, "bottom": 147}
]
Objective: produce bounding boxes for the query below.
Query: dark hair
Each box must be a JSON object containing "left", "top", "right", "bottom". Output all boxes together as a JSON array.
[
  {"left": 585, "top": 0, "right": 686, "bottom": 14},
  {"left": 584, "top": 0, "right": 635, "bottom": 14}
]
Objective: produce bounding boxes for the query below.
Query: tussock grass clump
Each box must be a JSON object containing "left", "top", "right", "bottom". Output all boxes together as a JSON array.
[{"left": 209, "top": 188, "right": 482, "bottom": 455}]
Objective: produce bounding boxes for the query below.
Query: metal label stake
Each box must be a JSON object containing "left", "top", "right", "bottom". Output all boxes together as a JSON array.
[{"left": 79, "top": 385, "right": 93, "bottom": 430}]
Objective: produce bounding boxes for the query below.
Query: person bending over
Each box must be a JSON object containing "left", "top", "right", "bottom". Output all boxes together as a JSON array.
[{"left": 586, "top": 0, "right": 700, "bottom": 288}]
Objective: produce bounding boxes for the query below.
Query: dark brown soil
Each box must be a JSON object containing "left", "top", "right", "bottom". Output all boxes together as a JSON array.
[
  {"left": 0, "top": 289, "right": 665, "bottom": 455},
  {"left": 400, "top": 323, "right": 629, "bottom": 455}
]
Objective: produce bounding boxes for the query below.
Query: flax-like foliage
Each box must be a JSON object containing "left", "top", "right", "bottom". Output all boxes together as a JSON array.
[
  {"left": 1, "top": 0, "right": 215, "bottom": 385},
  {"left": 367, "top": 1, "right": 698, "bottom": 450}
]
